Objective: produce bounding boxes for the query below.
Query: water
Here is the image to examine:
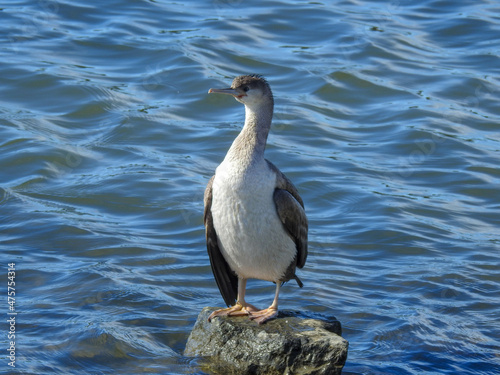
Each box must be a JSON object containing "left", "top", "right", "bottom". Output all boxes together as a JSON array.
[{"left": 1, "top": 1, "right": 499, "bottom": 374}]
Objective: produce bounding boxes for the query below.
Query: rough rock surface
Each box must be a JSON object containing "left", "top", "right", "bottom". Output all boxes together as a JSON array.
[{"left": 184, "top": 307, "right": 348, "bottom": 375}]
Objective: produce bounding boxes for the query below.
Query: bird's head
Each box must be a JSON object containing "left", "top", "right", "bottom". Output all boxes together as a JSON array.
[{"left": 208, "top": 74, "right": 274, "bottom": 109}]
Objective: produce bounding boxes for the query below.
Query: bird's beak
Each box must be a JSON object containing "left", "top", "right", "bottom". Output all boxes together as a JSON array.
[{"left": 208, "top": 87, "right": 240, "bottom": 96}]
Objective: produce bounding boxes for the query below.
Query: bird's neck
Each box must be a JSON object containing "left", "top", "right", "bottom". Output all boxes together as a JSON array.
[{"left": 225, "top": 103, "right": 273, "bottom": 166}]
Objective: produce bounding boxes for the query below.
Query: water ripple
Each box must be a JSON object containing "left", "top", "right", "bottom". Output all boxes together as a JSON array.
[{"left": 1, "top": 0, "right": 500, "bottom": 374}]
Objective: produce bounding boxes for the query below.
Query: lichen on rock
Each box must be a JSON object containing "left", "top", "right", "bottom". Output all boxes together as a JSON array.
[{"left": 185, "top": 307, "right": 348, "bottom": 375}]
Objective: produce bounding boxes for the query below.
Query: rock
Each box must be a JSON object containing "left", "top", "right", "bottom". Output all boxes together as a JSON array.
[{"left": 184, "top": 307, "right": 348, "bottom": 375}]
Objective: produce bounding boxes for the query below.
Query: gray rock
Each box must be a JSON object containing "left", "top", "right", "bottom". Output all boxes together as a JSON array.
[{"left": 185, "top": 307, "right": 348, "bottom": 375}]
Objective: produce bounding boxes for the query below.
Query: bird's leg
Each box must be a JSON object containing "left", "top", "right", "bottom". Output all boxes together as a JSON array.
[
  {"left": 249, "top": 282, "right": 280, "bottom": 324},
  {"left": 208, "top": 278, "right": 259, "bottom": 322}
]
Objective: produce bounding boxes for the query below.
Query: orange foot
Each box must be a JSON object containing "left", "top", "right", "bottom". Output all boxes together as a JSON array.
[
  {"left": 249, "top": 307, "right": 278, "bottom": 325},
  {"left": 208, "top": 302, "right": 259, "bottom": 322}
]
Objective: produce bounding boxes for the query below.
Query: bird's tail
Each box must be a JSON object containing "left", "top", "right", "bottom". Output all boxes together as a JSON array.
[{"left": 294, "top": 275, "right": 304, "bottom": 288}]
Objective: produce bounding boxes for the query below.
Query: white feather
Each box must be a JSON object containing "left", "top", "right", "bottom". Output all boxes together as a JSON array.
[{"left": 211, "top": 157, "right": 296, "bottom": 282}]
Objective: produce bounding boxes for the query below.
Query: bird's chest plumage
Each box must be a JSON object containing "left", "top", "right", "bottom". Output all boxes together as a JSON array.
[{"left": 211, "top": 159, "right": 295, "bottom": 281}]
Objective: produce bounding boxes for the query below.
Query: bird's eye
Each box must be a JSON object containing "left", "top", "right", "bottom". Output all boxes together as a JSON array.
[{"left": 243, "top": 86, "right": 250, "bottom": 92}]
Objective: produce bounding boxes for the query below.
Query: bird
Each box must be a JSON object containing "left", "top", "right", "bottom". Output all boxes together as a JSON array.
[{"left": 203, "top": 74, "right": 308, "bottom": 324}]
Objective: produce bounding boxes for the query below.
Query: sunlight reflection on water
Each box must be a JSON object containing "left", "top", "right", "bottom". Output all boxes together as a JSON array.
[{"left": 1, "top": 0, "right": 499, "bottom": 374}]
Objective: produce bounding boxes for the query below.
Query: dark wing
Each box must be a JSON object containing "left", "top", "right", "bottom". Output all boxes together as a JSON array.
[
  {"left": 204, "top": 175, "right": 238, "bottom": 307},
  {"left": 267, "top": 160, "right": 308, "bottom": 271}
]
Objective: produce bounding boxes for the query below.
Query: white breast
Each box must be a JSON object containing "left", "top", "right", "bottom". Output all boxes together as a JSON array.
[{"left": 211, "top": 158, "right": 296, "bottom": 282}]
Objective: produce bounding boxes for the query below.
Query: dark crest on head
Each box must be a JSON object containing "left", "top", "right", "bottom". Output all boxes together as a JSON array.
[{"left": 232, "top": 74, "right": 273, "bottom": 102}]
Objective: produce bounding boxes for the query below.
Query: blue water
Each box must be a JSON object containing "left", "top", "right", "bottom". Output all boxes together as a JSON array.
[{"left": 1, "top": 1, "right": 499, "bottom": 374}]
